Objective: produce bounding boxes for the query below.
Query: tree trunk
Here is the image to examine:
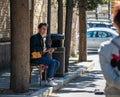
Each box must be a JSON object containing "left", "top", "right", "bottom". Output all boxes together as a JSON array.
[
  {"left": 10, "top": 0, "right": 30, "bottom": 93},
  {"left": 57, "top": 0, "right": 63, "bottom": 34},
  {"left": 30, "top": 0, "right": 34, "bottom": 36},
  {"left": 64, "top": 0, "right": 73, "bottom": 72},
  {"left": 108, "top": 0, "right": 111, "bottom": 19},
  {"left": 78, "top": 0, "right": 87, "bottom": 62},
  {"left": 46, "top": 0, "right": 52, "bottom": 49},
  {"left": 70, "top": 14, "right": 78, "bottom": 57}
]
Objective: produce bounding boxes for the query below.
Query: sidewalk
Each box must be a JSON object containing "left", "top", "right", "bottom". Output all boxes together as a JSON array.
[
  {"left": 50, "top": 54, "right": 105, "bottom": 97},
  {"left": 0, "top": 61, "right": 95, "bottom": 97}
]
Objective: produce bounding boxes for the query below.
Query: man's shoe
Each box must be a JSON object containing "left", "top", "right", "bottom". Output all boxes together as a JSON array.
[{"left": 46, "top": 80, "right": 58, "bottom": 87}]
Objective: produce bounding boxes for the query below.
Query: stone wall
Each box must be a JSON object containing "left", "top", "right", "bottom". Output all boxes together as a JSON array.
[
  {"left": 0, "top": 0, "right": 65, "bottom": 36},
  {"left": 33, "top": 0, "right": 63, "bottom": 34},
  {"left": 0, "top": 42, "right": 10, "bottom": 69},
  {"left": 0, "top": 0, "right": 10, "bottom": 69},
  {"left": 0, "top": 0, "right": 10, "bottom": 41},
  {"left": 33, "top": 0, "right": 47, "bottom": 33}
]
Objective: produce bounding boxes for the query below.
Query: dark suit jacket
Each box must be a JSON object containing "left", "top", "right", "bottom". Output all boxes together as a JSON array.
[{"left": 30, "top": 33, "right": 44, "bottom": 59}]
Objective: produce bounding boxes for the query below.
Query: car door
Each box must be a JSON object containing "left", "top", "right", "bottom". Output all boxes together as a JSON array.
[
  {"left": 87, "top": 31, "right": 98, "bottom": 48},
  {"left": 95, "top": 31, "right": 113, "bottom": 48}
]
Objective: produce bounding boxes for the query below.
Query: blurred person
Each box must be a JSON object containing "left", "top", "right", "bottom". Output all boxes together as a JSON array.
[
  {"left": 30, "top": 23, "right": 60, "bottom": 87},
  {"left": 99, "top": 3, "right": 120, "bottom": 97}
]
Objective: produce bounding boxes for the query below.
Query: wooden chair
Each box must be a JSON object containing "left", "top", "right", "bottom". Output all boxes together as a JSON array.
[{"left": 30, "top": 64, "right": 48, "bottom": 86}]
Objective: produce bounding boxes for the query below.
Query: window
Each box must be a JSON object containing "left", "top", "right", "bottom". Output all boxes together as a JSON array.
[
  {"left": 92, "top": 31, "right": 98, "bottom": 38},
  {"left": 87, "top": 31, "right": 93, "bottom": 38},
  {"left": 97, "top": 31, "right": 112, "bottom": 38},
  {"left": 87, "top": 31, "right": 98, "bottom": 38}
]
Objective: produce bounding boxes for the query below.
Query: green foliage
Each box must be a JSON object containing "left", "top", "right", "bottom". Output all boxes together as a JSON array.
[{"left": 73, "top": 0, "right": 109, "bottom": 10}]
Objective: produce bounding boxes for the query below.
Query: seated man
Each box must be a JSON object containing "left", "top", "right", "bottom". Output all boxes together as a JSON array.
[{"left": 30, "top": 23, "right": 60, "bottom": 87}]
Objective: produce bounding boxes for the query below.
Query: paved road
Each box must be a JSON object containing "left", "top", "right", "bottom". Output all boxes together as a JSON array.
[{"left": 50, "top": 54, "right": 106, "bottom": 97}]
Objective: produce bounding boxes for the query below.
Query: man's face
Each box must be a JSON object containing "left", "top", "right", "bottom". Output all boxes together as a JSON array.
[{"left": 39, "top": 25, "right": 47, "bottom": 37}]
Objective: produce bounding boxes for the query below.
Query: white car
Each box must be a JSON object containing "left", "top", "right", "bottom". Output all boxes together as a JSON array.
[
  {"left": 111, "top": 26, "right": 118, "bottom": 32},
  {"left": 87, "top": 28, "right": 118, "bottom": 50}
]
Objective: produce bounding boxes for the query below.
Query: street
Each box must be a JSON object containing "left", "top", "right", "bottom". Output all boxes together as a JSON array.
[{"left": 50, "top": 54, "right": 106, "bottom": 97}]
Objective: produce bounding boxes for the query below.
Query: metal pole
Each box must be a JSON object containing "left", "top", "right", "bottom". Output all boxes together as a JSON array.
[
  {"left": 46, "top": 0, "right": 52, "bottom": 49},
  {"left": 108, "top": 0, "right": 111, "bottom": 20},
  {"left": 95, "top": 8, "right": 98, "bottom": 20}
]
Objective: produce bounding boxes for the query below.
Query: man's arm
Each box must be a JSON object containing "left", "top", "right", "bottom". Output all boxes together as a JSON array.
[{"left": 30, "top": 36, "right": 42, "bottom": 52}]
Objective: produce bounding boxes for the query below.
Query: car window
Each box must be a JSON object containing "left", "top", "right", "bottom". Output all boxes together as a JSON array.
[
  {"left": 95, "top": 24, "right": 106, "bottom": 27},
  {"left": 87, "top": 31, "right": 93, "bottom": 38},
  {"left": 87, "top": 31, "right": 98, "bottom": 38},
  {"left": 97, "top": 31, "right": 112, "bottom": 38},
  {"left": 92, "top": 31, "right": 97, "bottom": 37}
]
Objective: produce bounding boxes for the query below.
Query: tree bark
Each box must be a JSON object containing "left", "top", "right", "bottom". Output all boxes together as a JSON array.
[
  {"left": 30, "top": 0, "right": 34, "bottom": 36},
  {"left": 78, "top": 0, "right": 87, "bottom": 62},
  {"left": 46, "top": 0, "right": 52, "bottom": 49},
  {"left": 64, "top": 0, "right": 73, "bottom": 72},
  {"left": 10, "top": 0, "right": 30, "bottom": 93},
  {"left": 70, "top": 13, "right": 78, "bottom": 57},
  {"left": 57, "top": 0, "right": 63, "bottom": 34}
]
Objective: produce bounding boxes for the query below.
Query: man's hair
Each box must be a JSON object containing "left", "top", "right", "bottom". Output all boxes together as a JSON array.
[{"left": 38, "top": 23, "right": 48, "bottom": 29}]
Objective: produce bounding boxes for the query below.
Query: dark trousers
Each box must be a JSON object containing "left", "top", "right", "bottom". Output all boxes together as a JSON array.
[{"left": 32, "top": 56, "right": 60, "bottom": 79}]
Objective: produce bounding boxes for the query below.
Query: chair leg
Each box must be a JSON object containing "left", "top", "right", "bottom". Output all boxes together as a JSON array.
[
  {"left": 44, "top": 69, "right": 47, "bottom": 81},
  {"left": 39, "top": 65, "right": 43, "bottom": 86}
]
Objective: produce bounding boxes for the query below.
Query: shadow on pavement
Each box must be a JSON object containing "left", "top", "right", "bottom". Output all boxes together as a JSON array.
[
  {"left": 55, "top": 69, "right": 104, "bottom": 94},
  {"left": 0, "top": 69, "right": 10, "bottom": 89}
]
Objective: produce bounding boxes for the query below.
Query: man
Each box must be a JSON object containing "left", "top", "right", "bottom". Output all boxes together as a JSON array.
[{"left": 30, "top": 23, "right": 60, "bottom": 87}]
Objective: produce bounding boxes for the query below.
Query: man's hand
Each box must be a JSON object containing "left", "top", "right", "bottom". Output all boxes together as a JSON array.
[
  {"left": 43, "top": 48, "right": 47, "bottom": 53},
  {"left": 49, "top": 48, "right": 57, "bottom": 54},
  {"left": 44, "top": 48, "right": 57, "bottom": 54}
]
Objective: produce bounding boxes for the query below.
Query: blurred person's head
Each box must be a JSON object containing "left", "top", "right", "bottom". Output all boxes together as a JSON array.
[
  {"left": 38, "top": 23, "right": 48, "bottom": 37},
  {"left": 113, "top": 3, "right": 120, "bottom": 34}
]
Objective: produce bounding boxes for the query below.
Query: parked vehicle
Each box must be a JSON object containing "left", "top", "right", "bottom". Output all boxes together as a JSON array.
[
  {"left": 77, "top": 28, "right": 118, "bottom": 50},
  {"left": 87, "top": 22, "right": 112, "bottom": 28},
  {"left": 111, "top": 26, "right": 118, "bottom": 32},
  {"left": 87, "top": 28, "right": 118, "bottom": 50}
]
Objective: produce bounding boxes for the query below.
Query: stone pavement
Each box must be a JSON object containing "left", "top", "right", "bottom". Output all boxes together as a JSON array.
[
  {"left": 0, "top": 68, "right": 10, "bottom": 89},
  {"left": 0, "top": 58, "right": 94, "bottom": 97},
  {"left": 50, "top": 54, "right": 106, "bottom": 97}
]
